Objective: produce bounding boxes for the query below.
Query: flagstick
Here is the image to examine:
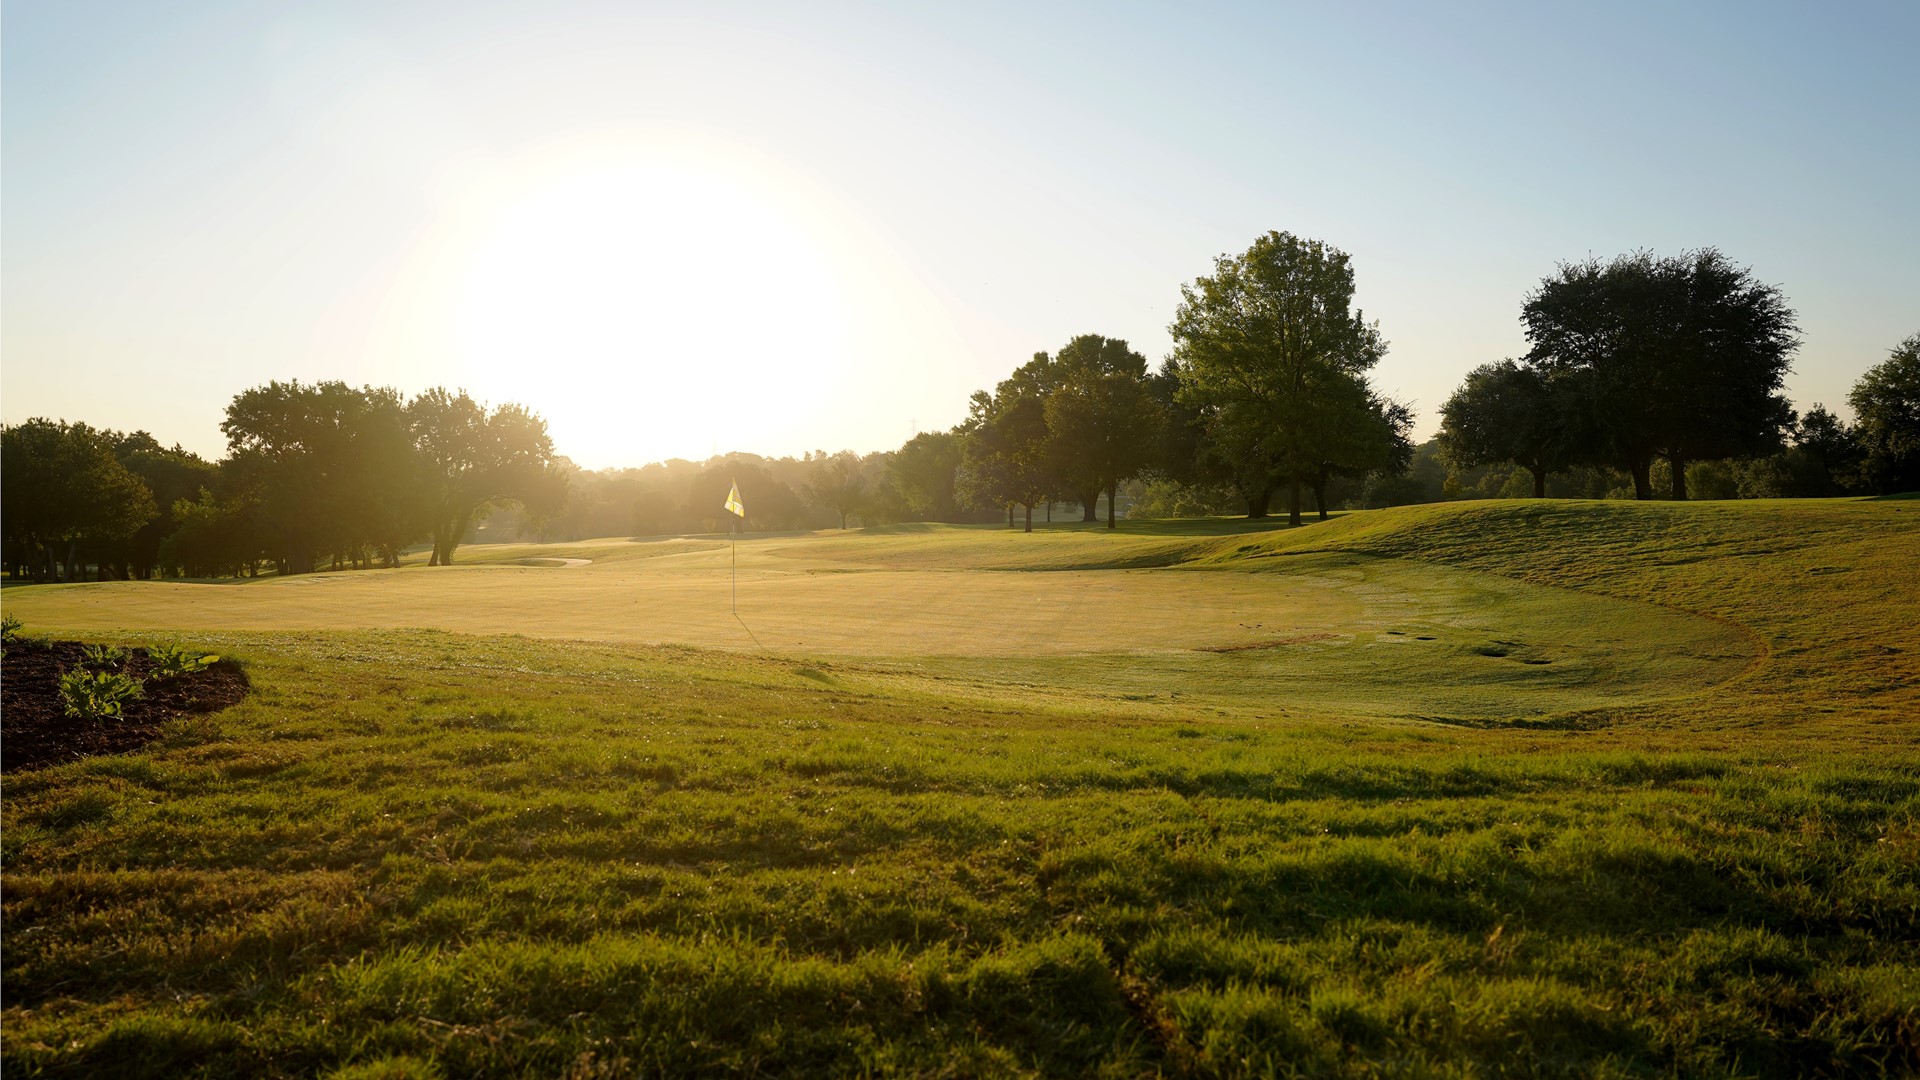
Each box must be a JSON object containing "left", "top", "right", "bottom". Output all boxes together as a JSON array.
[{"left": 731, "top": 520, "right": 737, "bottom": 615}]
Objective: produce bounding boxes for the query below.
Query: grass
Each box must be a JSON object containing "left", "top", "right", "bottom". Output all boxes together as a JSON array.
[{"left": 3, "top": 499, "right": 1917, "bottom": 1077}]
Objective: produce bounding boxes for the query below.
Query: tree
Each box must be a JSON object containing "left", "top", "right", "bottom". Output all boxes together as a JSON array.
[
  {"left": 1301, "top": 380, "right": 1414, "bottom": 519},
  {"left": 803, "top": 450, "right": 868, "bottom": 529},
  {"left": 408, "top": 388, "right": 565, "bottom": 565},
  {"left": 1850, "top": 333, "right": 1920, "bottom": 494},
  {"left": 111, "top": 433, "right": 217, "bottom": 579},
  {"left": 889, "top": 430, "right": 964, "bottom": 521},
  {"left": 1, "top": 419, "right": 155, "bottom": 581},
  {"left": 1521, "top": 249, "right": 1799, "bottom": 499},
  {"left": 688, "top": 459, "right": 807, "bottom": 532},
  {"left": 1044, "top": 337, "right": 1164, "bottom": 528},
  {"left": 957, "top": 389, "right": 1051, "bottom": 532},
  {"left": 1436, "top": 360, "right": 1567, "bottom": 497},
  {"left": 1043, "top": 336, "right": 1153, "bottom": 521},
  {"left": 1787, "top": 405, "right": 1862, "bottom": 497},
  {"left": 222, "top": 381, "right": 415, "bottom": 573},
  {"left": 1169, "top": 231, "right": 1387, "bottom": 525}
]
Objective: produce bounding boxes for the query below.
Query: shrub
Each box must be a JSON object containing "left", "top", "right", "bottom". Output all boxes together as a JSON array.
[
  {"left": 81, "top": 643, "right": 129, "bottom": 669},
  {"left": 147, "top": 643, "right": 220, "bottom": 681},
  {"left": 1, "top": 613, "right": 21, "bottom": 645},
  {"left": 59, "top": 669, "right": 146, "bottom": 720}
]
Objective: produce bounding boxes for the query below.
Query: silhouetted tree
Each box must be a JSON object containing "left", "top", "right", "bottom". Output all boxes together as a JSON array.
[
  {"left": 1436, "top": 360, "right": 1566, "bottom": 497},
  {"left": 1, "top": 419, "right": 155, "bottom": 581},
  {"left": 957, "top": 389, "right": 1050, "bottom": 532},
  {"left": 409, "top": 388, "right": 565, "bottom": 565},
  {"left": 110, "top": 433, "right": 217, "bottom": 579},
  {"left": 220, "top": 381, "right": 414, "bottom": 573},
  {"left": 803, "top": 450, "right": 868, "bottom": 529},
  {"left": 1850, "top": 333, "right": 1920, "bottom": 494},
  {"left": 688, "top": 459, "right": 806, "bottom": 532},
  {"left": 1169, "top": 231, "right": 1387, "bottom": 525},
  {"left": 1522, "top": 249, "right": 1798, "bottom": 499}
]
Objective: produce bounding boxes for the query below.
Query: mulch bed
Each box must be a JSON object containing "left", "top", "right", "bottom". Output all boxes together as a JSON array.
[{"left": 1, "top": 641, "right": 250, "bottom": 772}]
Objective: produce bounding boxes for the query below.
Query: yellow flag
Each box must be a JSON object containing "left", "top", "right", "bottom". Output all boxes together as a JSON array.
[{"left": 724, "top": 481, "right": 744, "bottom": 519}]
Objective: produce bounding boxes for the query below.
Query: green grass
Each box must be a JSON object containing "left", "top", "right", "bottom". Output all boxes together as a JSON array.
[{"left": 3, "top": 499, "right": 1918, "bottom": 1077}]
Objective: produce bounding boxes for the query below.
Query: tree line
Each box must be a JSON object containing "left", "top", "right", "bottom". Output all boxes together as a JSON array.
[
  {"left": 3, "top": 382, "right": 564, "bottom": 582},
  {"left": 9, "top": 233, "right": 1917, "bottom": 580},
  {"left": 1435, "top": 250, "right": 1918, "bottom": 501}
]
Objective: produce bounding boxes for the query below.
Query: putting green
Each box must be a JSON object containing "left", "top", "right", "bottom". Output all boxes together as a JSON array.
[{"left": 2, "top": 528, "right": 1754, "bottom": 722}]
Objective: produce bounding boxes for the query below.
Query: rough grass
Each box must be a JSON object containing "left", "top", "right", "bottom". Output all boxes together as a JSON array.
[{"left": 3, "top": 499, "right": 1918, "bottom": 1077}]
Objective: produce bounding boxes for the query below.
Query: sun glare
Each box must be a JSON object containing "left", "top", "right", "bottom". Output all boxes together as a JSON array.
[{"left": 452, "top": 157, "right": 853, "bottom": 466}]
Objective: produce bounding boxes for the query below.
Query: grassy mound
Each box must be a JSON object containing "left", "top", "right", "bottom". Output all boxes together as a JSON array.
[{"left": 3, "top": 500, "right": 1917, "bottom": 1076}]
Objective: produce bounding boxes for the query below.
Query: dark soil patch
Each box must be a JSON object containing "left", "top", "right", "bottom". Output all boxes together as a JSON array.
[{"left": 1, "top": 641, "right": 249, "bottom": 772}]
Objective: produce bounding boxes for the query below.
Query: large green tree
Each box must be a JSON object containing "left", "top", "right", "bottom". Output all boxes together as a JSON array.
[
  {"left": 957, "top": 389, "right": 1051, "bottom": 532},
  {"left": 1436, "top": 360, "right": 1566, "bottom": 497},
  {"left": 1168, "top": 231, "right": 1387, "bottom": 525},
  {"left": 408, "top": 389, "right": 565, "bottom": 565},
  {"left": 1521, "top": 249, "right": 1798, "bottom": 499},
  {"left": 1043, "top": 336, "right": 1163, "bottom": 528},
  {"left": 1849, "top": 333, "right": 1920, "bottom": 494},
  {"left": 222, "top": 381, "right": 413, "bottom": 573},
  {"left": 110, "top": 432, "right": 217, "bottom": 579},
  {"left": 1300, "top": 379, "right": 1414, "bottom": 519},
  {"left": 0, "top": 419, "right": 156, "bottom": 581},
  {"left": 888, "top": 430, "right": 964, "bottom": 521}
]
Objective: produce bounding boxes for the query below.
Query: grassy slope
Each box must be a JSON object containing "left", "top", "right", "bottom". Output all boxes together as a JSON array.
[{"left": 2, "top": 500, "right": 1917, "bottom": 1078}]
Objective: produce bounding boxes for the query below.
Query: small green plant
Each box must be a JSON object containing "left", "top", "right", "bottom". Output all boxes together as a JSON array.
[
  {"left": 80, "top": 643, "right": 129, "bottom": 669},
  {"left": 148, "top": 643, "right": 220, "bottom": 681},
  {"left": 58, "top": 669, "right": 145, "bottom": 720},
  {"left": 1, "top": 613, "right": 21, "bottom": 645}
]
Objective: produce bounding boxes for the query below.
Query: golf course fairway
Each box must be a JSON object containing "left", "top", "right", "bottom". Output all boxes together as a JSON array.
[{"left": 3, "top": 498, "right": 1916, "bottom": 1077}]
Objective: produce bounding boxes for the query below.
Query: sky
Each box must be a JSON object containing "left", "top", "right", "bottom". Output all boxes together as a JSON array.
[{"left": 5, "top": 0, "right": 1916, "bottom": 470}]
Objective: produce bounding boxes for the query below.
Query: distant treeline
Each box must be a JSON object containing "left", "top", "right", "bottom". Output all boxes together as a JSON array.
[
  {"left": 3, "top": 383, "right": 565, "bottom": 582},
  {"left": 6, "top": 233, "right": 1917, "bottom": 580}
]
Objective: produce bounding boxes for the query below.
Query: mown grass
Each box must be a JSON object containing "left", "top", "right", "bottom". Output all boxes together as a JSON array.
[{"left": 3, "top": 499, "right": 1918, "bottom": 1077}]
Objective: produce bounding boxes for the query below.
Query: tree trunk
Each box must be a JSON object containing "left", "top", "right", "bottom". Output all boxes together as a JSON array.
[
  {"left": 1106, "top": 481, "right": 1118, "bottom": 529},
  {"left": 1046, "top": 501, "right": 1052, "bottom": 523},
  {"left": 1246, "top": 487, "right": 1271, "bottom": 519},
  {"left": 1630, "top": 459, "right": 1653, "bottom": 500},
  {"left": 1669, "top": 455, "right": 1689, "bottom": 501},
  {"left": 1310, "top": 474, "right": 1329, "bottom": 521},
  {"left": 1023, "top": 503, "right": 1033, "bottom": 533},
  {"left": 65, "top": 541, "right": 80, "bottom": 583},
  {"left": 1007, "top": 504, "right": 1014, "bottom": 529},
  {"left": 839, "top": 509, "right": 847, "bottom": 529},
  {"left": 1531, "top": 466, "right": 1547, "bottom": 498},
  {"left": 1079, "top": 488, "right": 1099, "bottom": 522},
  {"left": 1288, "top": 475, "right": 1303, "bottom": 527}
]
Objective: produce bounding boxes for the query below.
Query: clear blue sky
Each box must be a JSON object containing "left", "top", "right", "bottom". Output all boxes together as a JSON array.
[{"left": 5, "top": 0, "right": 1916, "bottom": 468}]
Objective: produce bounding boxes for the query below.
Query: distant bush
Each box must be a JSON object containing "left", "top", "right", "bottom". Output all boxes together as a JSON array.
[
  {"left": 1130, "top": 478, "right": 1243, "bottom": 518},
  {"left": 59, "top": 669, "right": 145, "bottom": 720},
  {"left": 147, "top": 643, "right": 220, "bottom": 681}
]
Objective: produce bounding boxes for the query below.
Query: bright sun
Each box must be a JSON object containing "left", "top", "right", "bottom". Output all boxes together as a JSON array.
[{"left": 452, "top": 157, "right": 853, "bottom": 466}]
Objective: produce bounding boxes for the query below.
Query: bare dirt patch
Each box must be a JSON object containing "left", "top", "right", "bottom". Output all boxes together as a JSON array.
[{"left": 1, "top": 641, "right": 249, "bottom": 771}]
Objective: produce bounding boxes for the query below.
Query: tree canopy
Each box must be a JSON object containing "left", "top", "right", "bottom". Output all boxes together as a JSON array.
[
  {"left": 1168, "top": 231, "right": 1388, "bottom": 524},
  {"left": 1436, "top": 360, "right": 1566, "bottom": 498},
  {"left": 1521, "top": 249, "right": 1798, "bottom": 499},
  {"left": 1849, "top": 332, "right": 1920, "bottom": 494}
]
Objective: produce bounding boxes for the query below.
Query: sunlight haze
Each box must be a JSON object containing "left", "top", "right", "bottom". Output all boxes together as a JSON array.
[{"left": 4, "top": 1, "right": 1916, "bottom": 467}]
